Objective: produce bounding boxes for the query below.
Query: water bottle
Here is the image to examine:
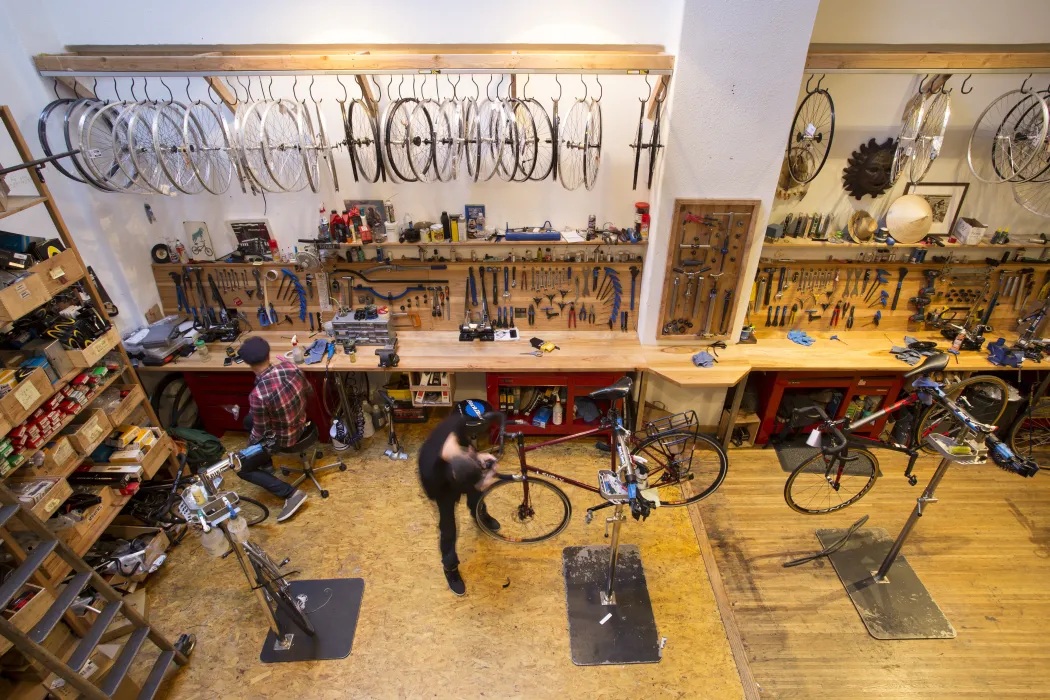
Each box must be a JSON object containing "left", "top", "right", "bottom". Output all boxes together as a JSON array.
[
  {"left": 227, "top": 514, "right": 249, "bottom": 544},
  {"left": 201, "top": 527, "right": 229, "bottom": 557}
]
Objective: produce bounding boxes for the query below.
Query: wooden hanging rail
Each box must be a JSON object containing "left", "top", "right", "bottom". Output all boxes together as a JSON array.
[
  {"left": 34, "top": 43, "right": 674, "bottom": 76},
  {"left": 806, "top": 43, "right": 1050, "bottom": 73}
]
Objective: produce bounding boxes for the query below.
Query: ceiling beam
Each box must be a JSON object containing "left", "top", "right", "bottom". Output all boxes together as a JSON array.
[
  {"left": 806, "top": 43, "right": 1050, "bottom": 73},
  {"left": 203, "top": 76, "right": 237, "bottom": 111}
]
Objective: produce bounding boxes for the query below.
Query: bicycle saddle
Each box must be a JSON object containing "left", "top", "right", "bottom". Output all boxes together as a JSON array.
[
  {"left": 588, "top": 376, "right": 633, "bottom": 401},
  {"left": 904, "top": 352, "right": 948, "bottom": 380},
  {"left": 271, "top": 422, "right": 318, "bottom": 454}
]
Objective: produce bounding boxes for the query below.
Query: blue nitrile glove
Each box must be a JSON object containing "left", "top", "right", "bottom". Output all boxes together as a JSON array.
[
  {"left": 788, "top": 330, "right": 815, "bottom": 346},
  {"left": 692, "top": 351, "right": 715, "bottom": 368},
  {"left": 304, "top": 339, "right": 328, "bottom": 365}
]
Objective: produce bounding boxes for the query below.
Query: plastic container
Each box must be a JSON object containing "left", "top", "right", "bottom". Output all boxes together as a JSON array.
[
  {"left": 227, "top": 513, "right": 249, "bottom": 544},
  {"left": 201, "top": 527, "right": 230, "bottom": 557},
  {"left": 194, "top": 339, "right": 210, "bottom": 360},
  {"left": 552, "top": 396, "right": 564, "bottom": 426}
]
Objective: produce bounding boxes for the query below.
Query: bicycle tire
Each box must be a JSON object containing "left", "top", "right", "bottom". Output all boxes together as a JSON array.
[
  {"left": 245, "top": 543, "right": 315, "bottom": 636},
  {"left": 237, "top": 496, "right": 269, "bottom": 526},
  {"left": 630, "top": 429, "right": 728, "bottom": 506},
  {"left": 915, "top": 375, "right": 1009, "bottom": 454},
  {"left": 647, "top": 99, "right": 662, "bottom": 189},
  {"left": 475, "top": 477, "right": 571, "bottom": 543},
  {"left": 786, "top": 89, "right": 835, "bottom": 184},
  {"left": 784, "top": 448, "right": 879, "bottom": 515},
  {"left": 150, "top": 373, "right": 202, "bottom": 430},
  {"left": 1008, "top": 398, "right": 1050, "bottom": 462}
]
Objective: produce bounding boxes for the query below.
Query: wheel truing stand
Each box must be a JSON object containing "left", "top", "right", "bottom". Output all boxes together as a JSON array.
[{"left": 816, "top": 433, "right": 983, "bottom": 639}]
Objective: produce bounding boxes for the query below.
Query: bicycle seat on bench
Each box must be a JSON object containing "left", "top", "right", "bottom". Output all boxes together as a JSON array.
[
  {"left": 588, "top": 376, "right": 633, "bottom": 401},
  {"left": 903, "top": 352, "right": 949, "bottom": 380}
]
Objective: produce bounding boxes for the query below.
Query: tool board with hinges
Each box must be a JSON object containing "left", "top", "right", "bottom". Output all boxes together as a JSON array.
[
  {"left": 657, "top": 199, "right": 760, "bottom": 341},
  {"left": 150, "top": 257, "right": 643, "bottom": 336},
  {"left": 748, "top": 257, "right": 1050, "bottom": 337}
]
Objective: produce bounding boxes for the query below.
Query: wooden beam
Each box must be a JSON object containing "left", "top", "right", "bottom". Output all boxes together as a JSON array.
[
  {"left": 807, "top": 43, "right": 1050, "bottom": 72},
  {"left": 646, "top": 74, "right": 669, "bottom": 120},
  {"left": 204, "top": 76, "right": 237, "bottom": 111},
  {"left": 34, "top": 50, "right": 675, "bottom": 75},
  {"left": 65, "top": 43, "right": 668, "bottom": 56},
  {"left": 354, "top": 75, "right": 378, "bottom": 116}
]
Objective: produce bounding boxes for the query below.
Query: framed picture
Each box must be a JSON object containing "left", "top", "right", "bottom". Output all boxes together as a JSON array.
[
  {"left": 464, "top": 205, "right": 486, "bottom": 238},
  {"left": 182, "top": 221, "right": 215, "bottom": 260},
  {"left": 344, "top": 200, "right": 386, "bottom": 231},
  {"left": 904, "top": 182, "right": 969, "bottom": 236}
]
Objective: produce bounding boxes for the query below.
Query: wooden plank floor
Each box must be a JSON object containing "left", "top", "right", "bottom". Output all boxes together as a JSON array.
[
  {"left": 136, "top": 422, "right": 744, "bottom": 699},
  {"left": 700, "top": 446, "right": 1050, "bottom": 699}
]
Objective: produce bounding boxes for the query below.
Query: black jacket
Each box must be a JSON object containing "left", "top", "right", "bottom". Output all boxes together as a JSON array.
[{"left": 418, "top": 413, "right": 471, "bottom": 501}]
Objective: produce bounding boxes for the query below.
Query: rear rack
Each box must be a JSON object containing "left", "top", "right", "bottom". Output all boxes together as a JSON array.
[
  {"left": 644, "top": 411, "right": 700, "bottom": 477},
  {"left": 645, "top": 410, "right": 699, "bottom": 439}
]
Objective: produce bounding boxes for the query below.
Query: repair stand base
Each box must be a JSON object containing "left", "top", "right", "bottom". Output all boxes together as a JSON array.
[
  {"left": 816, "top": 528, "right": 955, "bottom": 640},
  {"left": 260, "top": 578, "right": 365, "bottom": 663},
  {"left": 562, "top": 545, "right": 661, "bottom": 665}
]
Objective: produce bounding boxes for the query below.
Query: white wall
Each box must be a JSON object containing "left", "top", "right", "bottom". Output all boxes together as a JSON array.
[{"left": 771, "top": 73, "right": 1050, "bottom": 239}]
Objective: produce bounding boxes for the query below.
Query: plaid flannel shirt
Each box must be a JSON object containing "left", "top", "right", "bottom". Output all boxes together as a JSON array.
[{"left": 249, "top": 358, "right": 308, "bottom": 447}]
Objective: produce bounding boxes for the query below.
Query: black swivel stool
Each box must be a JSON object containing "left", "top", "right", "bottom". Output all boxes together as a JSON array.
[{"left": 275, "top": 423, "right": 346, "bottom": 498}]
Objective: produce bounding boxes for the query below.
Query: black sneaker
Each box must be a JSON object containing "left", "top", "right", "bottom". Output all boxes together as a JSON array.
[
  {"left": 444, "top": 568, "right": 466, "bottom": 596},
  {"left": 475, "top": 505, "right": 501, "bottom": 532}
]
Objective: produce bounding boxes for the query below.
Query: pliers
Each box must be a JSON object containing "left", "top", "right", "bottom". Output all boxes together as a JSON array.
[
  {"left": 830, "top": 301, "right": 841, "bottom": 326},
  {"left": 568, "top": 302, "right": 577, "bottom": 328}
]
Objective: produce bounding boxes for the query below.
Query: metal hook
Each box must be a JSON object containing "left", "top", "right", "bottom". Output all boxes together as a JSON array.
[
  {"left": 310, "top": 75, "right": 319, "bottom": 104},
  {"left": 411, "top": 75, "right": 417, "bottom": 99},
  {"left": 371, "top": 74, "right": 382, "bottom": 102},
  {"left": 71, "top": 79, "right": 80, "bottom": 99},
  {"left": 227, "top": 77, "right": 241, "bottom": 104},
  {"left": 554, "top": 74, "right": 562, "bottom": 102},
  {"left": 160, "top": 77, "right": 173, "bottom": 103},
  {"left": 129, "top": 77, "right": 138, "bottom": 102},
  {"left": 486, "top": 74, "right": 494, "bottom": 100},
  {"left": 1022, "top": 73, "right": 1033, "bottom": 92},
  {"left": 580, "top": 73, "right": 588, "bottom": 101},
  {"left": 144, "top": 78, "right": 153, "bottom": 103},
  {"left": 92, "top": 78, "right": 100, "bottom": 102},
  {"left": 266, "top": 76, "right": 273, "bottom": 100},
  {"left": 497, "top": 74, "right": 505, "bottom": 99},
  {"left": 336, "top": 75, "right": 348, "bottom": 103},
  {"left": 185, "top": 77, "right": 193, "bottom": 104},
  {"left": 436, "top": 74, "right": 442, "bottom": 101},
  {"left": 816, "top": 74, "right": 825, "bottom": 91},
  {"left": 420, "top": 73, "right": 428, "bottom": 100},
  {"left": 656, "top": 76, "right": 667, "bottom": 104},
  {"left": 521, "top": 73, "right": 530, "bottom": 99},
  {"left": 471, "top": 74, "right": 480, "bottom": 100},
  {"left": 292, "top": 76, "right": 299, "bottom": 103},
  {"left": 208, "top": 79, "right": 220, "bottom": 106},
  {"left": 113, "top": 78, "right": 121, "bottom": 102},
  {"left": 450, "top": 74, "right": 460, "bottom": 99},
  {"left": 917, "top": 74, "right": 929, "bottom": 95},
  {"left": 52, "top": 78, "right": 60, "bottom": 101},
  {"left": 595, "top": 75, "right": 603, "bottom": 101},
  {"left": 806, "top": 74, "right": 814, "bottom": 93},
  {"left": 397, "top": 75, "right": 404, "bottom": 99},
  {"left": 640, "top": 74, "right": 652, "bottom": 104}
]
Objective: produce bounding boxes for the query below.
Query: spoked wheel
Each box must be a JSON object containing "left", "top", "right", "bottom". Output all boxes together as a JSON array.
[
  {"left": 523, "top": 98, "right": 553, "bottom": 181},
  {"left": 583, "top": 99, "right": 602, "bottom": 190},
  {"left": 646, "top": 98, "right": 663, "bottom": 189},
  {"left": 183, "top": 101, "right": 234, "bottom": 195},
  {"left": 968, "top": 89, "right": 1050, "bottom": 183},
  {"left": 407, "top": 99, "right": 439, "bottom": 182},
  {"left": 127, "top": 103, "right": 172, "bottom": 194},
  {"left": 1013, "top": 178, "right": 1050, "bottom": 217},
  {"left": 784, "top": 448, "right": 879, "bottom": 515},
  {"left": 108, "top": 103, "right": 152, "bottom": 193},
  {"left": 631, "top": 430, "right": 728, "bottom": 506},
  {"left": 438, "top": 98, "right": 463, "bottom": 181},
  {"left": 916, "top": 376, "right": 1009, "bottom": 454},
  {"left": 462, "top": 98, "right": 481, "bottom": 181},
  {"left": 1009, "top": 409, "right": 1050, "bottom": 465},
  {"left": 476, "top": 99, "right": 505, "bottom": 181},
  {"left": 911, "top": 90, "right": 950, "bottom": 183},
  {"left": 83, "top": 102, "right": 136, "bottom": 192},
  {"left": 38, "top": 99, "right": 92, "bottom": 186},
  {"left": 313, "top": 101, "right": 338, "bottom": 191},
  {"left": 384, "top": 98, "right": 418, "bottom": 182},
  {"left": 507, "top": 100, "right": 535, "bottom": 182},
  {"left": 244, "top": 542, "right": 316, "bottom": 636},
  {"left": 236, "top": 101, "right": 281, "bottom": 193},
  {"left": 1001, "top": 90, "right": 1050, "bottom": 184},
  {"left": 67, "top": 99, "right": 119, "bottom": 191},
  {"left": 476, "top": 477, "right": 571, "bottom": 543},
  {"left": 347, "top": 99, "right": 381, "bottom": 183},
  {"left": 295, "top": 101, "right": 320, "bottom": 193},
  {"left": 891, "top": 91, "right": 925, "bottom": 185},
  {"left": 558, "top": 100, "right": 589, "bottom": 190},
  {"left": 786, "top": 88, "right": 835, "bottom": 184},
  {"left": 150, "top": 373, "right": 201, "bottom": 430},
  {"left": 155, "top": 102, "right": 205, "bottom": 195}
]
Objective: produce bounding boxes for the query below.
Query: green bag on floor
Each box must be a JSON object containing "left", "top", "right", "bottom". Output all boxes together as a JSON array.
[{"left": 170, "top": 427, "right": 226, "bottom": 473}]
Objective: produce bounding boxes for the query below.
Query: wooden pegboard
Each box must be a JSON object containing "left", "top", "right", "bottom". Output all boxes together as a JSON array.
[
  {"left": 151, "top": 258, "right": 643, "bottom": 335},
  {"left": 748, "top": 260, "right": 1050, "bottom": 336},
  {"left": 657, "top": 199, "right": 760, "bottom": 340}
]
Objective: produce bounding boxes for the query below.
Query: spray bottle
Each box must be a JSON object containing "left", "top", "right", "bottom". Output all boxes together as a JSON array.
[{"left": 291, "top": 335, "right": 304, "bottom": 364}]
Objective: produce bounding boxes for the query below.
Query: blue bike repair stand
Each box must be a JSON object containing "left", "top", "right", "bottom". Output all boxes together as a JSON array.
[
  {"left": 562, "top": 496, "right": 662, "bottom": 665},
  {"left": 815, "top": 435, "right": 978, "bottom": 640}
]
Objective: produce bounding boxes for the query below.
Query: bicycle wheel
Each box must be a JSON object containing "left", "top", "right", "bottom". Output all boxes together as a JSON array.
[
  {"left": 150, "top": 373, "right": 201, "bottom": 430},
  {"left": 916, "top": 375, "right": 1009, "bottom": 454},
  {"left": 476, "top": 477, "right": 571, "bottom": 543},
  {"left": 784, "top": 448, "right": 879, "bottom": 515},
  {"left": 786, "top": 89, "right": 835, "bottom": 184},
  {"left": 558, "top": 100, "right": 589, "bottom": 190},
  {"left": 245, "top": 543, "right": 315, "bottom": 636},
  {"left": 237, "top": 496, "right": 269, "bottom": 526},
  {"left": 583, "top": 99, "right": 602, "bottom": 190},
  {"left": 891, "top": 91, "right": 924, "bottom": 185},
  {"left": 631, "top": 429, "right": 728, "bottom": 506},
  {"left": 1008, "top": 400, "right": 1050, "bottom": 464},
  {"left": 347, "top": 99, "right": 381, "bottom": 183}
]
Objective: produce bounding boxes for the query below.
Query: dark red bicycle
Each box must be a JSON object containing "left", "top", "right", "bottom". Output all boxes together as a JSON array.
[{"left": 475, "top": 377, "right": 729, "bottom": 543}]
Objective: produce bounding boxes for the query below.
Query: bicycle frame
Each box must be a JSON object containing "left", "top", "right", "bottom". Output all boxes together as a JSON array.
[{"left": 510, "top": 420, "right": 621, "bottom": 496}]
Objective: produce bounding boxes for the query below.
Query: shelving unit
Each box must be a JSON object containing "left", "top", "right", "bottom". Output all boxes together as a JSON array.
[{"left": 0, "top": 105, "right": 176, "bottom": 696}]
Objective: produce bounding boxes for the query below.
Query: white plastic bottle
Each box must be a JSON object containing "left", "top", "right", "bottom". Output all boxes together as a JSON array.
[
  {"left": 291, "top": 335, "right": 304, "bottom": 364},
  {"left": 362, "top": 400, "right": 376, "bottom": 438},
  {"left": 552, "top": 395, "right": 564, "bottom": 426},
  {"left": 227, "top": 514, "right": 249, "bottom": 544},
  {"left": 201, "top": 527, "right": 230, "bottom": 557}
]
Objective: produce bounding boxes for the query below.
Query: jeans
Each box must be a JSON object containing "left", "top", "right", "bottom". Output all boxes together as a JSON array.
[
  {"left": 436, "top": 488, "right": 483, "bottom": 571},
  {"left": 238, "top": 416, "right": 296, "bottom": 500}
]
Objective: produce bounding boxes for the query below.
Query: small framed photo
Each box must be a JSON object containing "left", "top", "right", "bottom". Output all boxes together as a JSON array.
[
  {"left": 344, "top": 199, "right": 386, "bottom": 231},
  {"left": 465, "top": 205, "right": 486, "bottom": 238},
  {"left": 904, "top": 182, "right": 969, "bottom": 236}
]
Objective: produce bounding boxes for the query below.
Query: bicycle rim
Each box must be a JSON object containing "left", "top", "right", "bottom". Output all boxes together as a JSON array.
[
  {"left": 348, "top": 99, "right": 381, "bottom": 183},
  {"left": 558, "top": 100, "right": 588, "bottom": 190},
  {"left": 183, "top": 101, "right": 233, "bottom": 195},
  {"left": 631, "top": 429, "right": 728, "bottom": 506},
  {"left": 910, "top": 91, "right": 950, "bottom": 183},
  {"left": 583, "top": 99, "right": 602, "bottom": 190},
  {"left": 238, "top": 496, "right": 269, "bottom": 526},
  {"left": 784, "top": 449, "right": 878, "bottom": 515},
  {"left": 476, "top": 478, "right": 571, "bottom": 543},
  {"left": 891, "top": 91, "right": 924, "bottom": 185},
  {"left": 787, "top": 89, "right": 834, "bottom": 184}
]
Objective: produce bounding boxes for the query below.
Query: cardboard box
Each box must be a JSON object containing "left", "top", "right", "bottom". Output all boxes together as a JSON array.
[
  {"left": 66, "top": 485, "right": 114, "bottom": 546},
  {"left": 62, "top": 409, "right": 112, "bottom": 454},
  {"left": 6, "top": 477, "right": 72, "bottom": 520},
  {"left": 0, "top": 367, "right": 53, "bottom": 425},
  {"left": 140, "top": 433, "right": 172, "bottom": 479},
  {"left": 99, "top": 384, "right": 145, "bottom": 426},
  {"left": 0, "top": 272, "right": 50, "bottom": 323},
  {"left": 65, "top": 327, "right": 120, "bottom": 369},
  {"left": 953, "top": 216, "right": 987, "bottom": 245},
  {"left": 23, "top": 338, "right": 74, "bottom": 381},
  {"left": 42, "top": 436, "right": 76, "bottom": 473}
]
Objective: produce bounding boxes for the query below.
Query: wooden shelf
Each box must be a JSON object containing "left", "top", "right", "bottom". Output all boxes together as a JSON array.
[
  {"left": 0, "top": 195, "right": 47, "bottom": 221},
  {"left": 806, "top": 43, "right": 1050, "bottom": 72},
  {"left": 765, "top": 239, "right": 1049, "bottom": 250},
  {"left": 44, "top": 491, "right": 132, "bottom": 582},
  {"left": 347, "top": 240, "right": 648, "bottom": 247}
]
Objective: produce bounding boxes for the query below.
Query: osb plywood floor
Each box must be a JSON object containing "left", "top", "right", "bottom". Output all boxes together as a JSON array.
[
  {"left": 143, "top": 422, "right": 744, "bottom": 700},
  {"left": 702, "top": 446, "right": 1050, "bottom": 699}
]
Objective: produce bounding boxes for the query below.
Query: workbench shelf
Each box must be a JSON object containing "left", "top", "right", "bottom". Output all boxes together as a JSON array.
[
  {"left": 486, "top": 371, "right": 625, "bottom": 437},
  {"left": 764, "top": 240, "right": 1046, "bottom": 250}
]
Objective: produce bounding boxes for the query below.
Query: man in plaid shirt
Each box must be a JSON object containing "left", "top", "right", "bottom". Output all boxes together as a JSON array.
[{"left": 237, "top": 337, "right": 309, "bottom": 522}]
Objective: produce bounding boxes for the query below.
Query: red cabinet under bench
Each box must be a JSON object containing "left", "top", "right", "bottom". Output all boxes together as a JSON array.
[{"left": 486, "top": 372, "right": 627, "bottom": 437}]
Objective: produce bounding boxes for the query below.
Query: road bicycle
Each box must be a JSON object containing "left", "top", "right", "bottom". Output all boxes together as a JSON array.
[
  {"left": 784, "top": 353, "right": 1038, "bottom": 515},
  {"left": 475, "top": 376, "right": 729, "bottom": 543},
  {"left": 178, "top": 446, "right": 315, "bottom": 638}
]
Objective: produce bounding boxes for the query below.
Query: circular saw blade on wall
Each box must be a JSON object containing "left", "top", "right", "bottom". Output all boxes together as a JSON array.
[{"left": 843, "top": 138, "right": 897, "bottom": 200}]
